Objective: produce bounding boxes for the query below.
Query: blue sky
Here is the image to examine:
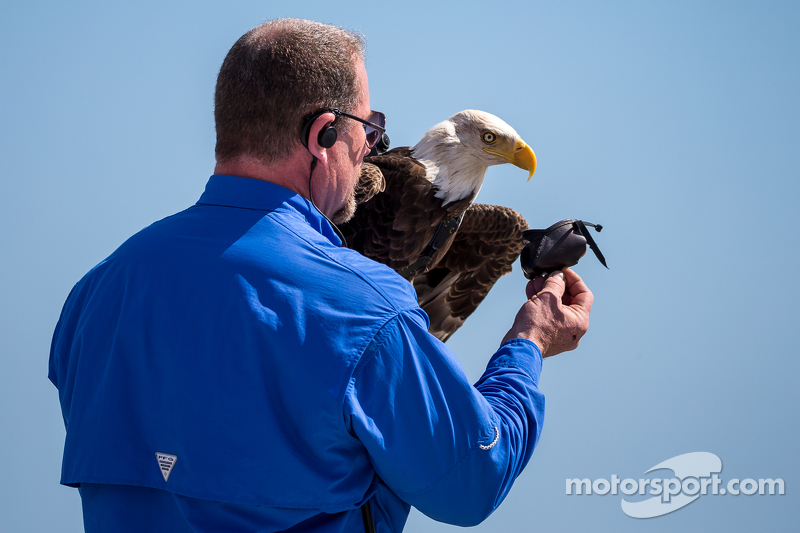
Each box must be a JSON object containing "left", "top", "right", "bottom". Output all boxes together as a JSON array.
[{"left": 2, "top": 0, "right": 798, "bottom": 531}]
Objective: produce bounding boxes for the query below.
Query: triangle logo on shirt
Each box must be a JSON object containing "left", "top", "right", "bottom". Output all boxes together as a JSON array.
[{"left": 155, "top": 452, "right": 178, "bottom": 482}]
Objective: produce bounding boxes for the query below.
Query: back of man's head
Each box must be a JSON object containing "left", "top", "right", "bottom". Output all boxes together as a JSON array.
[{"left": 214, "top": 18, "right": 366, "bottom": 165}]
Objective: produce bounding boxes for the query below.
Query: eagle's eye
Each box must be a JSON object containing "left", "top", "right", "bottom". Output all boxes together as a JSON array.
[{"left": 481, "top": 131, "right": 497, "bottom": 144}]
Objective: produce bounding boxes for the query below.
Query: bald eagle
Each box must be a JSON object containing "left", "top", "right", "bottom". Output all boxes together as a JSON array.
[{"left": 339, "top": 110, "right": 536, "bottom": 342}]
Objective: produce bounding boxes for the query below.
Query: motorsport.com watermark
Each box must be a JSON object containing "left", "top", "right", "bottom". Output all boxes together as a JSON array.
[{"left": 566, "top": 452, "right": 785, "bottom": 518}]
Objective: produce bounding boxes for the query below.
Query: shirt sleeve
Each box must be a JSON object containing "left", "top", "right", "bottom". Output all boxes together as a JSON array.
[{"left": 343, "top": 308, "right": 545, "bottom": 526}]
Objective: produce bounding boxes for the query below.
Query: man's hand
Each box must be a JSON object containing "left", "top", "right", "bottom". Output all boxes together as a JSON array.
[{"left": 501, "top": 268, "right": 593, "bottom": 357}]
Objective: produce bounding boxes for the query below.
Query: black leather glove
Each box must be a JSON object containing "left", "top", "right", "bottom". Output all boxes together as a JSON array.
[{"left": 520, "top": 219, "right": 607, "bottom": 279}]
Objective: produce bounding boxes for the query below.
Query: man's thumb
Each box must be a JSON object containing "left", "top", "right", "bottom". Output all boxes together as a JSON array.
[{"left": 543, "top": 270, "right": 566, "bottom": 295}]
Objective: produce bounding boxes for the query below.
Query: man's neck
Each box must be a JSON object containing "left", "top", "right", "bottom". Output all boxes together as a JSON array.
[{"left": 214, "top": 155, "right": 311, "bottom": 198}]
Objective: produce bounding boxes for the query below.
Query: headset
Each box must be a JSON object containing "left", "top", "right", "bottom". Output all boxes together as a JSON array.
[
  {"left": 298, "top": 109, "right": 389, "bottom": 248},
  {"left": 299, "top": 110, "right": 348, "bottom": 248},
  {"left": 301, "top": 110, "right": 339, "bottom": 149}
]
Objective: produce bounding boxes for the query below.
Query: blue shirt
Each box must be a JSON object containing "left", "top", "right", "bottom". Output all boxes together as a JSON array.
[{"left": 49, "top": 175, "right": 545, "bottom": 532}]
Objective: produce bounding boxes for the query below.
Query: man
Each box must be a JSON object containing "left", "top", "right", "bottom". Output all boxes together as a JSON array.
[{"left": 49, "top": 18, "right": 593, "bottom": 532}]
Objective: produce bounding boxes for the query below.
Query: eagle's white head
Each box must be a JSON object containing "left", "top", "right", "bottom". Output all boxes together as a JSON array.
[{"left": 410, "top": 109, "right": 537, "bottom": 205}]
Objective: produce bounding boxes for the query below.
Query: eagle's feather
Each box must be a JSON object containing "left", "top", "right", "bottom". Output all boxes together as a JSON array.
[
  {"left": 413, "top": 204, "right": 528, "bottom": 342},
  {"left": 341, "top": 147, "right": 475, "bottom": 270}
]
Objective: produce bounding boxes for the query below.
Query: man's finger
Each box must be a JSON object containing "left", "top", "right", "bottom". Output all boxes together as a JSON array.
[
  {"left": 562, "top": 268, "right": 593, "bottom": 311},
  {"left": 539, "top": 270, "right": 566, "bottom": 299},
  {"left": 525, "top": 280, "right": 538, "bottom": 299},
  {"left": 526, "top": 276, "right": 548, "bottom": 299}
]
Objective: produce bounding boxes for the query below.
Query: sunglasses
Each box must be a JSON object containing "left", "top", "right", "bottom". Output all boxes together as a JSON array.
[{"left": 331, "top": 109, "right": 386, "bottom": 148}]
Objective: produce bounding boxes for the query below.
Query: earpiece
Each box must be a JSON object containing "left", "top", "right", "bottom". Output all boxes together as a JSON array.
[
  {"left": 301, "top": 111, "right": 338, "bottom": 149},
  {"left": 318, "top": 125, "right": 338, "bottom": 148}
]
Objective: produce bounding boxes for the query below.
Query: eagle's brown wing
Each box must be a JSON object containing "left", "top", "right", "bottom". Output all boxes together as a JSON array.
[
  {"left": 413, "top": 203, "right": 529, "bottom": 342},
  {"left": 354, "top": 162, "right": 385, "bottom": 205},
  {"left": 341, "top": 147, "right": 473, "bottom": 271}
]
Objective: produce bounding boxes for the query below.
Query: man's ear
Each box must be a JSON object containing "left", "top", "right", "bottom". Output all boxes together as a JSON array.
[{"left": 305, "top": 112, "right": 338, "bottom": 163}]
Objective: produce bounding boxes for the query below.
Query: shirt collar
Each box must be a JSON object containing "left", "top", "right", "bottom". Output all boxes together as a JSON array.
[{"left": 197, "top": 174, "right": 342, "bottom": 246}]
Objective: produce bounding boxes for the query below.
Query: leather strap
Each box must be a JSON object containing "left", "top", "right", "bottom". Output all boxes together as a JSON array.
[
  {"left": 573, "top": 220, "right": 607, "bottom": 269},
  {"left": 361, "top": 500, "right": 377, "bottom": 533},
  {"left": 396, "top": 212, "right": 465, "bottom": 279}
]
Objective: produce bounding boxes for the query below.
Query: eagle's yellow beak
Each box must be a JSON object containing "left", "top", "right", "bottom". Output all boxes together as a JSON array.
[
  {"left": 485, "top": 139, "right": 537, "bottom": 181},
  {"left": 513, "top": 140, "right": 537, "bottom": 181}
]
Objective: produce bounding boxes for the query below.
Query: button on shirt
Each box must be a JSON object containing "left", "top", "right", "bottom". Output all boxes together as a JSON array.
[{"left": 49, "top": 175, "right": 546, "bottom": 531}]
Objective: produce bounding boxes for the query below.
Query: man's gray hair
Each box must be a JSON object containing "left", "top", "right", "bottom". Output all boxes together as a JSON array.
[{"left": 214, "top": 18, "right": 366, "bottom": 164}]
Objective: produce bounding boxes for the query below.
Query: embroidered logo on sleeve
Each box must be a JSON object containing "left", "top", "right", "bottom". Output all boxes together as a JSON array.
[
  {"left": 155, "top": 452, "right": 178, "bottom": 482},
  {"left": 479, "top": 427, "right": 500, "bottom": 450}
]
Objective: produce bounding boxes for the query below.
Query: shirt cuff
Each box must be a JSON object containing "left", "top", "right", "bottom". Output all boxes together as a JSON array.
[{"left": 484, "top": 338, "right": 543, "bottom": 386}]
